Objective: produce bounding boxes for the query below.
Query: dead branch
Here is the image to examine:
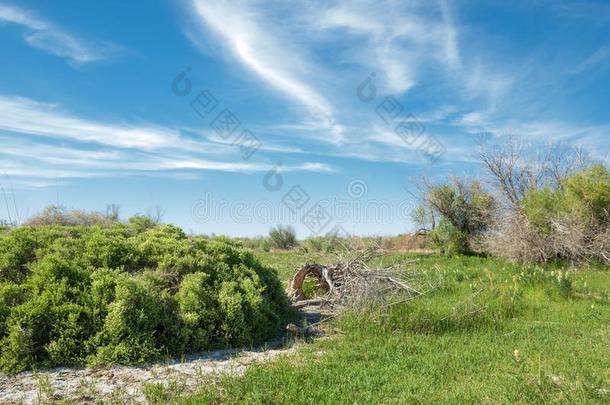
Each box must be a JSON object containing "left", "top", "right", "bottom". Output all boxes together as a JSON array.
[{"left": 286, "top": 246, "right": 429, "bottom": 308}]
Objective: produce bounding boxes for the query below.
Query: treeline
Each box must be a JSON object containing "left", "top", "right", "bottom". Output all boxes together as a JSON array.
[
  {"left": 414, "top": 138, "right": 610, "bottom": 264},
  {"left": 237, "top": 225, "right": 427, "bottom": 254}
]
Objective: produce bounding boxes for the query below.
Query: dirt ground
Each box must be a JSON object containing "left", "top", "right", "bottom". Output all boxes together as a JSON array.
[
  {"left": 0, "top": 340, "right": 296, "bottom": 404},
  {"left": 0, "top": 303, "right": 332, "bottom": 404}
]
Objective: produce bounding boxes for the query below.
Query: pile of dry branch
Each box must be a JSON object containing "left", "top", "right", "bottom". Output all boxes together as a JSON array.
[{"left": 286, "top": 247, "right": 424, "bottom": 307}]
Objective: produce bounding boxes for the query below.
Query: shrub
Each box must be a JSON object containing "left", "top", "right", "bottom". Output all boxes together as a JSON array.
[
  {"left": 490, "top": 164, "right": 610, "bottom": 264},
  {"left": 91, "top": 275, "right": 165, "bottom": 365},
  {"left": 429, "top": 219, "right": 470, "bottom": 255},
  {"left": 522, "top": 165, "right": 610, "bottom": 234},
  {"left": 0, "top": 222, "right": 292, "bottom": 372},
  {"left": 300, "top": 236, "right": 338, "bottom": 253},
  {"left": 127, "top": 215, "right": 159, "bottom": 234},
  {"left": 0, "top": 220, "right": 13, "bottom": 233},
  {"left": 236, "top": 236, "right": 271, "bottom": 252},
  {"left": 562, "top": 164, "right": 610, "bottom": 224},
  {"left": 25, "top": 205, "right": 119, "bottom": 228},
  {"left": 418, "top": 178, "right": 495, "bottom": 254},
  {"left": 268, "top": 225, "right": 297, "bottom": 250},
  {"left": 522, "top": 187, "right": 562, "bottom": 235}
]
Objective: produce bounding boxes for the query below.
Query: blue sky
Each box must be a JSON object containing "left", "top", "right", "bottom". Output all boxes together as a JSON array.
[{"left": 0, "top": 0, "right": 609, "bottom": 237}]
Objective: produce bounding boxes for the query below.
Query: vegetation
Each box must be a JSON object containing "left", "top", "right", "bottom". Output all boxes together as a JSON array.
[
  {"left": 24, "top": 204, "right": 121, "bottom": 228},
  {"left": 0, "top": 221, "right": 293, "bottom": 373},
  {"left": 488, "top": 163, "right": 610, "bottom": 264},
  {"left": 1, "top": 138, "right": 607, "bottom": 404},
  {"left": 423, "top": 178, "right": 496, "bottom": 254},
  {"left": 178, "top": 252, "right": 610, "bottom": 404},
  {"left": 268, "top": 225, "right": 297, "bottom": 250},
  {"left": 415, "top": 139, "right": 609, "bottom": 264}
]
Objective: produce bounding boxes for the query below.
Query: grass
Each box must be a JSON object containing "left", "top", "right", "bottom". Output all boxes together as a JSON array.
[
  {"left": 255, "top": 250, "right": 330, "bottom": 281},
  {"left": 166, "top": 252, "right": 608, "bottom": 404}
]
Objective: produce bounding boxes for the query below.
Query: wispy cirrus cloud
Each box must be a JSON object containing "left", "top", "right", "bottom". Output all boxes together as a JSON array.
[
  {"left": 0, "top": 96, "right": 181, "bottom": 150},
  {"left": 188, "top": 0, "right": 344, "bottom": 143},
  {"left": 452, "top": 109, "right": 610, "bottom": 161},
  {"left": 0, "top": 95, "right": 335, "bottom": 186},
  {"left": 0, "top": 2, "right": 120, "bottom": 63},
  {"left": 311, "top": 0, "right": 462, "bottom": 94},
  {"left": 180, "top": 1, "right": 610, "bottom": 172},
  {"left": 185, "top": 0, "right": 469, "bottom": 150}
]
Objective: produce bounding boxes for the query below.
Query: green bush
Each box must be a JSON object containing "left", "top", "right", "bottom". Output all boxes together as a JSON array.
[
  {"left": 562, "top": 164, "right": 610, "bottom": 224},
  {"left": 429, "top": 219, "right": 470, "bottom": 255},
  {"left": 522, "top": 187, "right": 562, "bottom": 235},
  {"left": 300, "top": 236, "right": 338, "bottom": 253},
  {"left": 234, "top": 236, "right": 271, "bottom": 252},
  {"left": 518, "top": 164, "right": 610, "bottom": 263},
  {"left": 0, "top": 223, "right": 292, "bottom": 373},
  {"left": 523, "top": 164, "right": 610, "bottom": 234},
  {"left": 419, "top": 179, "right": 496, "bottom": 254},
  {"left": 268, "top": 225, "right": 297, "bottom": 250},
  {"left": 259, "top": 238, "right": 271, "bottom": 252}
]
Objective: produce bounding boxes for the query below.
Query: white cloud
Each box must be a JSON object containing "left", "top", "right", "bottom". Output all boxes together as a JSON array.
[
  {"left": 189, "top": 0, "right": 343, "bottom": 143},
  {"left": 311, "top": 0, "right": 461, "bottom": 94},
  {"left": 183, "top": 0, "right": 520, "bottom": 155},
  {"left": 0, "top": 2, "right": 46, "bottom": 29},
  {"left": 368, "top": 127, "right": 418, "bottom": 150},
  {"left": 0, "top": 136, "right": 335, "bottom": 182},
  {"left": 454, "top": 111, "right": 486, "bottom": 127},
  {"left": 439, "top": 0, "right": 460, "bottom": 69},
  {"left": 290, "top": 162, "right": 335, "bottom": 173},
  {"left": 463, "top": 63, "right": 513, "bottom": 105},
  {"left": 0, "top": 2, "right": 118, "bottom": 63},
  {"left": 0, "top": 96, "right": 180, "bottom": 149},
  {"left": 0, "top": 95, "right": 335, "bottom": 185},
  {"left": 452, "top": 111, "right": 610, "bottom": 157}
]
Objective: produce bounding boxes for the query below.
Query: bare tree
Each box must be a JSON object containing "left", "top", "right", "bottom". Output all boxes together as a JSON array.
[
  {"left": 478, "top": 136, "right": 541, "bottom": 209},
  {"left": 541, "top": 142, "right": 589, "bottom": 189},
  {"left": 479, "top": 137, "right": 591, "bottom": 210},
  {"left": 146, "top": 205, "right": 165, "bottom": 224},
  {"left": 105, "top": 204, "right": 121, "bottom": 222}
]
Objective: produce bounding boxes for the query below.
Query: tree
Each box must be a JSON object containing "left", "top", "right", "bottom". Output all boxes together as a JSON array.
[
  {"left": 478, "top": 137, "right": 589, "bottom": 210},
  {"left": 411, "top": 206, "right": 436, "bottom": 234},
  {"left": 416, "top": 177, "right": 496, "bottom": 253},
  {"left": 268, "top": 225, "right": 297, "bottom": 250}
]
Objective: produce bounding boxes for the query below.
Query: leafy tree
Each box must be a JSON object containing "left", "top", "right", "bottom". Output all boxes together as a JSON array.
[
  {"left": 417, "top": 178, "right": 496, "bottom": 253},
  {"left": 429, "top": 219, "right": 469, "bottom": 255},
  {"left": 268, "top": 225, "right": 297, "bottom": 250}
]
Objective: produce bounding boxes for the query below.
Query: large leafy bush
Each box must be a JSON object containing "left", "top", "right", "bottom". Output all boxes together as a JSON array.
[
  {"left": 0, "top": 223, "right": 292, "bottom": 373},
  {"left": 523, "top": 164, "right": 610, "bottom": 231},
  {"left": 495, "top": 164, "right": 610, "bottom": 263}
]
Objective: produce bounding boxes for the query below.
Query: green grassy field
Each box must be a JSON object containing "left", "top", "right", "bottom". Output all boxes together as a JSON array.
[{"left": 167, "top": 252, "right": 610, "bottom": 404}]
